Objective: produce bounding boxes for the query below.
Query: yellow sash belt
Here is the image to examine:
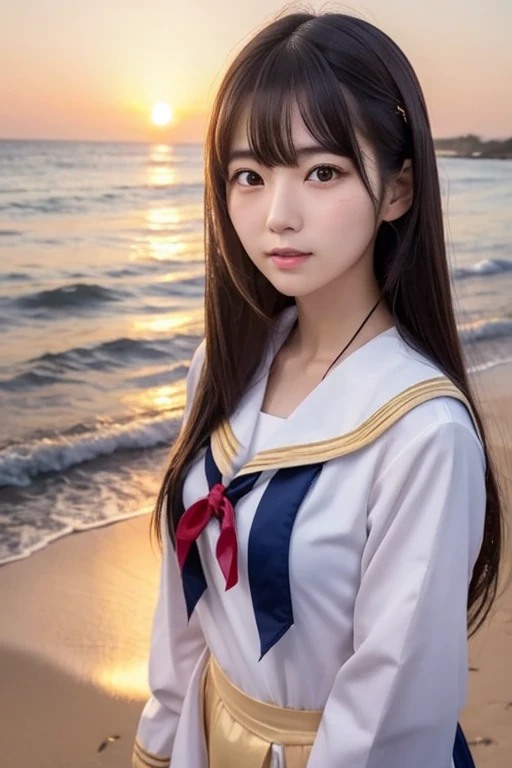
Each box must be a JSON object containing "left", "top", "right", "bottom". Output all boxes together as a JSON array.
[{"left": 201, "top": 655, "right": 322, "bottom": 768}]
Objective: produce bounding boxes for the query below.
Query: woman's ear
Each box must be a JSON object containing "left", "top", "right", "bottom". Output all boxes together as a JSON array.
[{"left": 381, "top": 159, "right": 414, "bottom": 222}]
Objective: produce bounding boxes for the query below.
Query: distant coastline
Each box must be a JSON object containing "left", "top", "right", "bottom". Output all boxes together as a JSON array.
[
  {"left": 434, "top": 134, "right": 512, "bottom": 159},
  {"left": 0, "top": 135, "right": 511, "bottom": 155}
]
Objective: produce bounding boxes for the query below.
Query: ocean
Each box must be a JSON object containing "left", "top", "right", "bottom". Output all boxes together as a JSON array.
[{"left": 0, "top": 140, "right": 511, "bottom": 566}]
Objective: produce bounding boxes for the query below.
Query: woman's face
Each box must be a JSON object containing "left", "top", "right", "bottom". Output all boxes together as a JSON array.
[{"left": 225, "top": 102, "right": 385, "bottom": 299}]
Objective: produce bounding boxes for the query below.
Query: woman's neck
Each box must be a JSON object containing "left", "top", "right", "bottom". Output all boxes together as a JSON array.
[{"left": 288, "top": 289, "right": 395, "bottom": 365}]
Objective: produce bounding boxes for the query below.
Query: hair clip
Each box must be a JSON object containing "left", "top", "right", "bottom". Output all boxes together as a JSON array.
[{"left": 396, "top": 104, "right": 408, "bottom": 124}]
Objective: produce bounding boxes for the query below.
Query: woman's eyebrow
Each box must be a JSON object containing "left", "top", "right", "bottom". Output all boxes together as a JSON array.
[{"left": 227, "top": 145, "right": 336, "bottom": 164}]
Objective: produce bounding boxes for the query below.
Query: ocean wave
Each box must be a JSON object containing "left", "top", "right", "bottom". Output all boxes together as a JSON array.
[
  {"left": 5, "top": 197, "right": 82, "bottom": 215},
  {"left": 468, "top": 355, "right": 512, "bottom": 374},
  {"left": 0, "top": 370, "right": 72, "bottom": 392},
  {"left": 148, "top": 156, "right": 193, "bottom": 167},
  {"left": 0, "top": 336, "right": 193, "bottom": 391},
  {"left": 0, "top": 411, "right": 183, "bottom": 487},
  {"left": 128, "top": 365, "right": 188, "bottom": 388},
  {"left": 453, "top": 258, "right": 512, "bottom": 279},
  {"left": 146, "top": 276, "right": 205, "bottom": 297},
  {"left": 0, "top": 188, "right": 30, "bottom": 196},
  {"left": 104, "top": 267, "right": 145, "bottom": 278},
  {"left": 139, "top": 251, "right": 205, "bottom": 265},
  {"left": 111, "top": 182, "right": 203, "bottom": 194},
  {"left": 0, "top": 183, "right": 204, "bottom": 216},
  {"left": 32, "top": 237, "right": 66, "bottom": 246},
  {"left": 0, "top": 508, "right": 152, "bottom": 568},
  {"left": 0, "top": 229, "right": 24, "bottom": 237},
  {"left": 3, "top": 272, "right": 31, "bottom": 281},
  {"left": 14, "top": 282, "right": 125, "bottom": 310},
  {"left": 36, "top": 336, "right": 175, "bottom": 368},
  {"left": 459, "top": 317, "right": 512, "bottom": 343}
]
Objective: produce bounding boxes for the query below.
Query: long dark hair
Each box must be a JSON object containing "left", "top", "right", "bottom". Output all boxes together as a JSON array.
[{"left": 151, "top": 10, "right": 506, "bottom": 637}]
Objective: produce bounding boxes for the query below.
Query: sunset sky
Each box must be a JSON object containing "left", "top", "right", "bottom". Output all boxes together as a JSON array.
[{"left": 1, "top": 0, "right": 510, "bottom": 143}]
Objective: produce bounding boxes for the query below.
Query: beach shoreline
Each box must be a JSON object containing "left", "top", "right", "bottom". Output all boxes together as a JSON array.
[{"left": 0, "top": 364, "right": 511, "bottom": 767}]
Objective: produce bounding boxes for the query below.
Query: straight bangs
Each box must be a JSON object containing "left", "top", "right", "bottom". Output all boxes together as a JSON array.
[{"left": 212, "top": 40, "right": 381, "bottom": 213}]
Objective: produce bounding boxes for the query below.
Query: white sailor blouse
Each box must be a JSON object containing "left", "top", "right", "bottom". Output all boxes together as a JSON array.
[{"left": 133, "top": 304, "right": 486, "bottom": 768}]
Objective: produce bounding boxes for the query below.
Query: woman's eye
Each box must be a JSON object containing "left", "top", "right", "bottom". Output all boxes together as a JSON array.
[
  {"left": 229, "top": 165, "right": 343, "bottom": 187},
  {"left": 308, "top": 165, "right": 343, "bottom": 183},
  {"left": 230, "top": 170, "right": 262, "bottom": 186}
]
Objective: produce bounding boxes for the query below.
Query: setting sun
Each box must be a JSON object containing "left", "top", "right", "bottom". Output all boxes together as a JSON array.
[{"left": 151, "top": 102, "right": 173, "bottom": 126}]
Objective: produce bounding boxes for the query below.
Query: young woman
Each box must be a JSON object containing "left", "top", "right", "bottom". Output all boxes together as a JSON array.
[{"left": 132, "top": 11, "right": 504, "bottom": 768}]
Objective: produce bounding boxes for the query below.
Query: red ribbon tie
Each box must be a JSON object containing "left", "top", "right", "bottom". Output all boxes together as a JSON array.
[{"left": 176, "top": 483, "right": 238, "bottom": 590}]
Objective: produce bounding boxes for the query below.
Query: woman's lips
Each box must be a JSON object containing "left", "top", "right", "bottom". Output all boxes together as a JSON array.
[{"left": 269, "top": 253, "right": 312, "bottom": 268}]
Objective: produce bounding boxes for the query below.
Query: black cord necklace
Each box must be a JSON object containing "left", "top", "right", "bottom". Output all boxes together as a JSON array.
[
  {"left": 272, "top": 297, "right": 384, "bottom": 385},
  {"left": 320, "top": 297, "right": 383, "bottom": 381}
]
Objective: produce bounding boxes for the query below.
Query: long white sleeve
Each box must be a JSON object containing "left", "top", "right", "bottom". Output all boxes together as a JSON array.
[
  {"left": 306, "top": 417, "right": 486, "bottom": 768},
  {"left": 133, "top": 339, "right": 207, "bottom": 768}
]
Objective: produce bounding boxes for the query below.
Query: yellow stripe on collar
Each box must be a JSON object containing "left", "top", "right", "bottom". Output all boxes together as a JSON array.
[
  {"left": 212, "top": 377, "right": 479, "bottom": 479},
  {"left": 210, "top": 415, "right": 241, "bottom": 478}
]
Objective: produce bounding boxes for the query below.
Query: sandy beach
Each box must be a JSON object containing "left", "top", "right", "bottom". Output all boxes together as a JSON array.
[{"left": 0, "top": 364, "right": 511, "bottom": 768}]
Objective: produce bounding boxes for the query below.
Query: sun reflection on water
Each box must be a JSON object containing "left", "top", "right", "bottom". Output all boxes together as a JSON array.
[
  {"left": 147, "top": 205, "right": 182, "bottom": 228},
  {"left": 133, "top": 307, "right": 204, "bottom": 336},
  {"left": 148, "top": 164, "right": 177, "bottom": 188},
  {"left": 130, "top": 204, "right": 192, "bottom": 262},
  {"left": 129, "top": 145, "right": 205, "bottom": 264},
  {"left": 122, "top": 380, "right": 187, "bottom": 416}
]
